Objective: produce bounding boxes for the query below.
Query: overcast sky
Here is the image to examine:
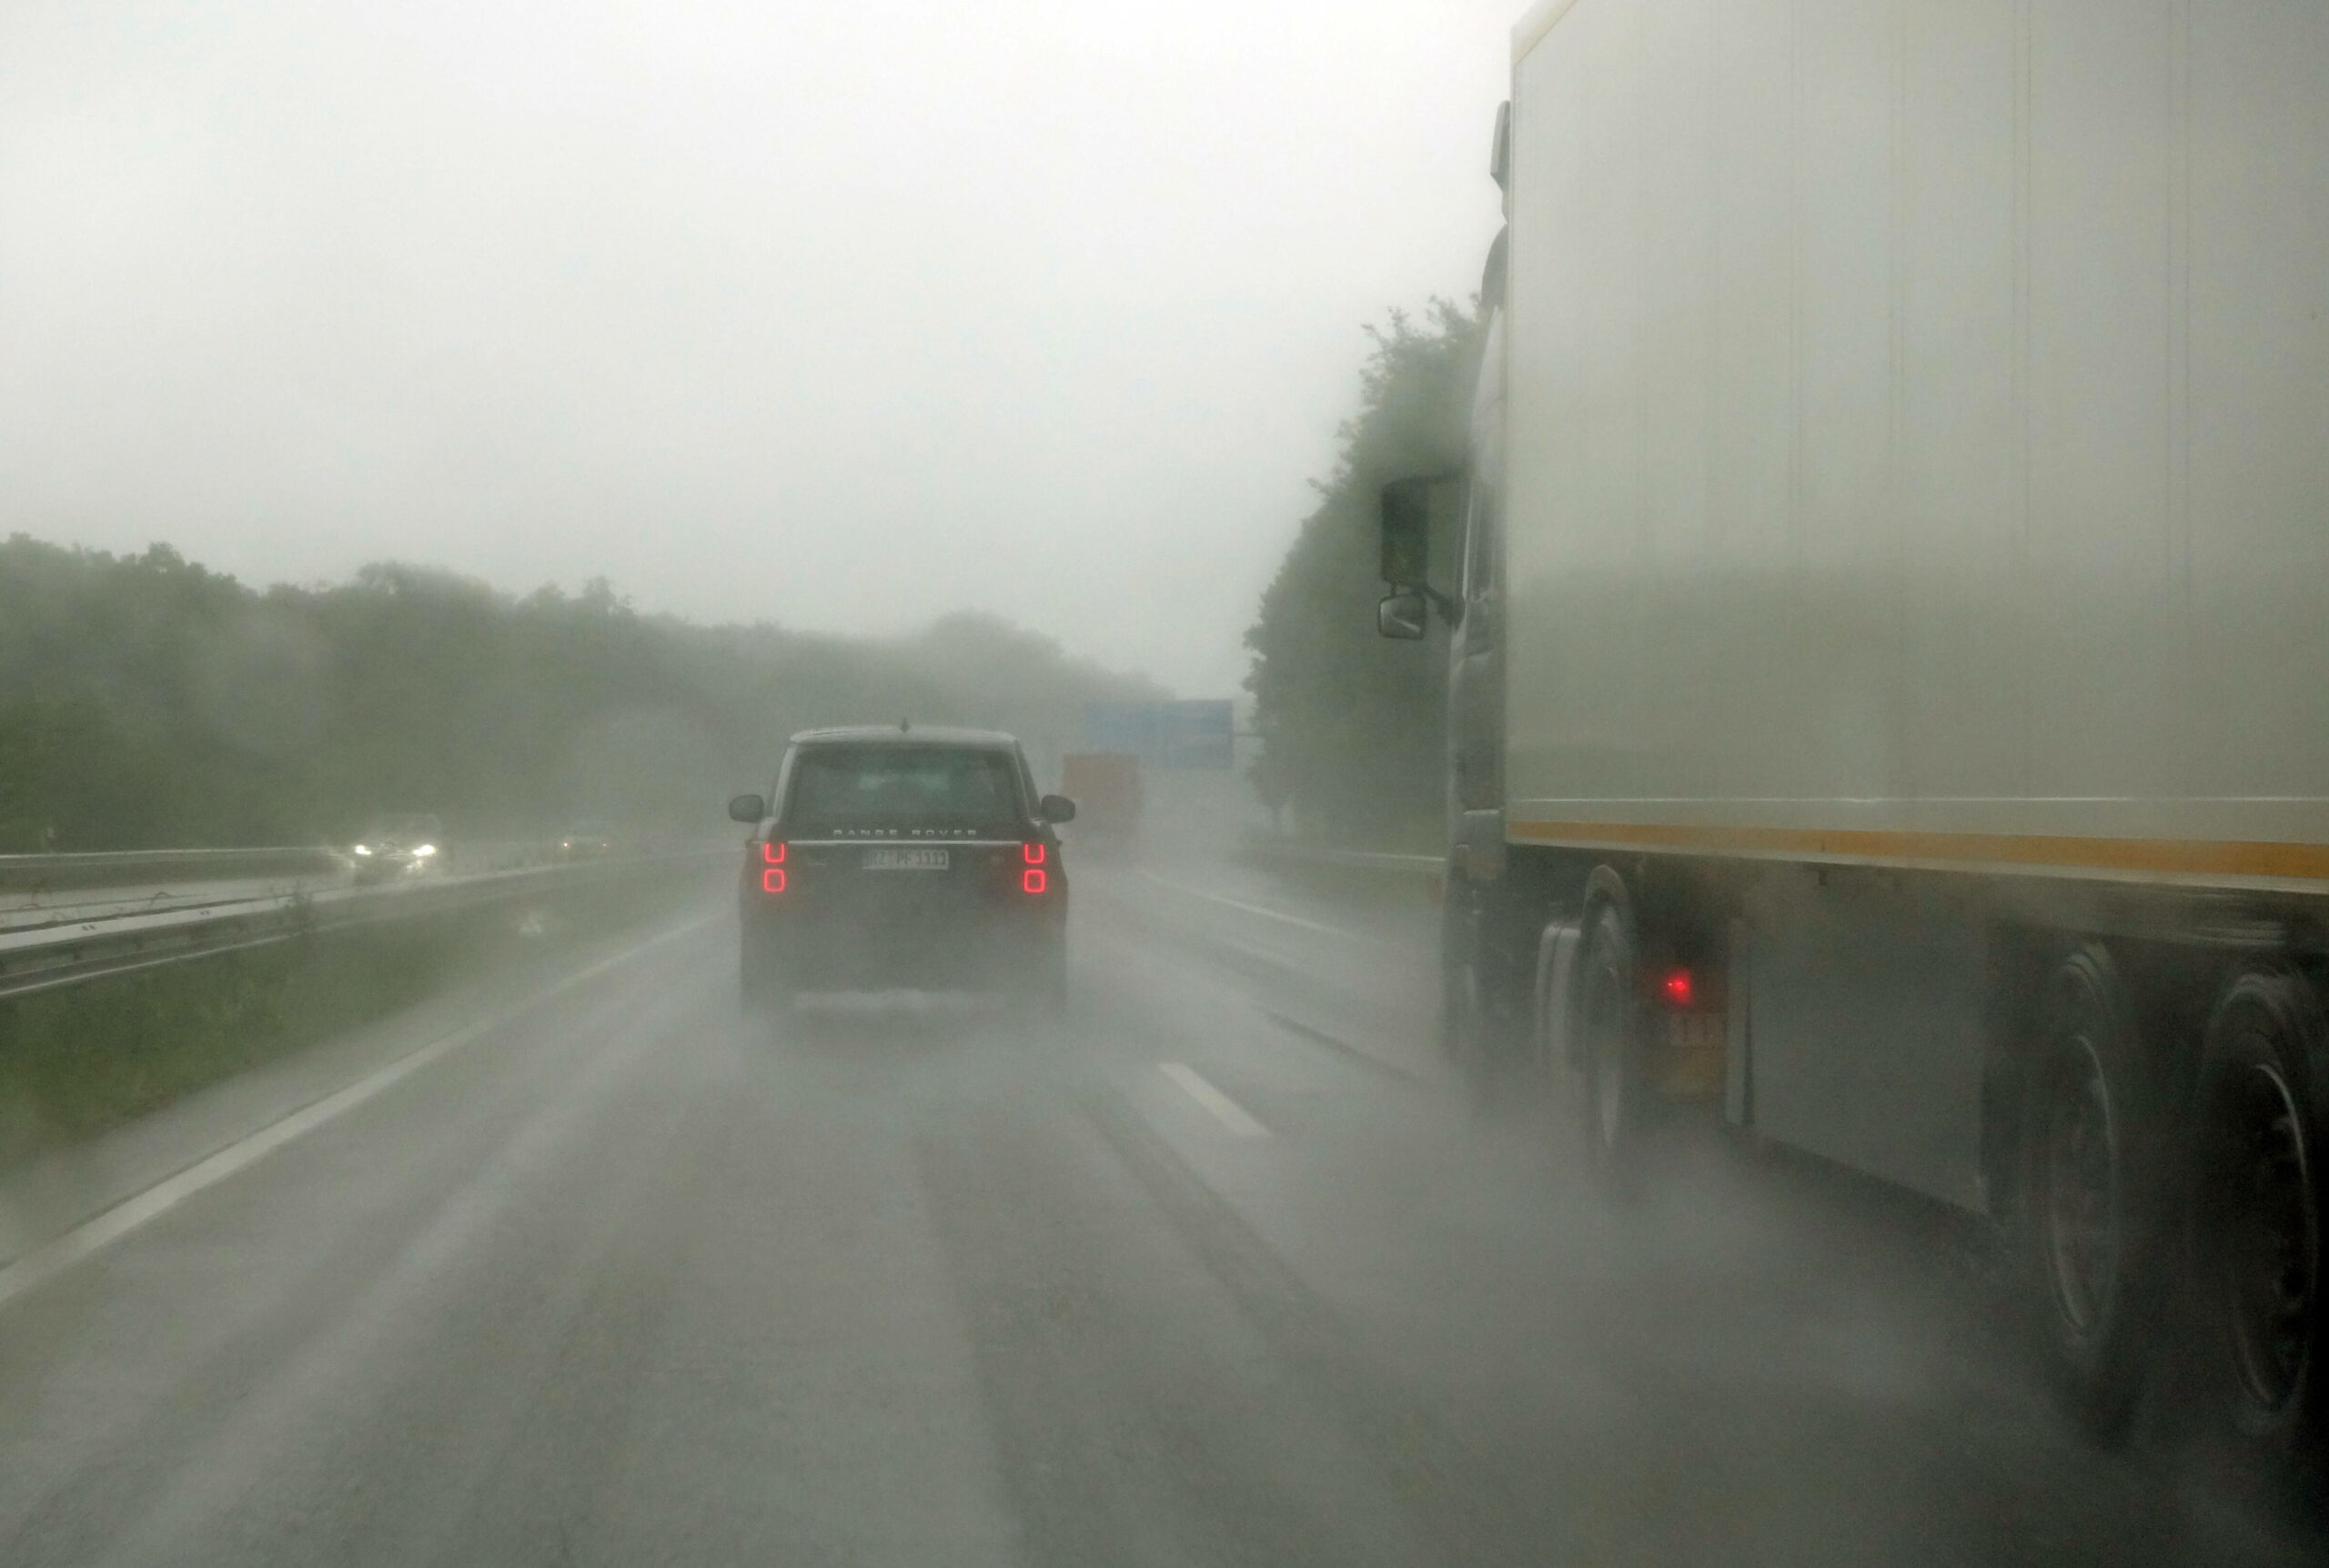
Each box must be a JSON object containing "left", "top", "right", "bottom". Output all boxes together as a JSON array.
[{"left": 1, "top": 0, "right": 1513, "bottom": 693}]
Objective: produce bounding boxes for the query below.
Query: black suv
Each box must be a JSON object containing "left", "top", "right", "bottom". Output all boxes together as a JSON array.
[{"left": 728, "top": 727, "right": 1075, "bottom": 1007}]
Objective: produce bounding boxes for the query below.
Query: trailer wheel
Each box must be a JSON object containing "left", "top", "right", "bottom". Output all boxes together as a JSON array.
[
  {"left": 2021, "top": 946, "right": 2170, "bottom": 1440},
  {"left": 2193, "top": 970, "right": 2328, "bottom": 1459},
  {"left": 1441, "top": 884, "right": 1517, "bottom": 1102},
  {"left": 1575, "top": 899, "right": 1647, "bottom": 1193}
]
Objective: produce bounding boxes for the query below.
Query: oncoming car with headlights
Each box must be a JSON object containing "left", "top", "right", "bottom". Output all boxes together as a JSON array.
[
  {"left": 349, "top": 813, "right": 449, "bottom": 882},
  {"left": 728, "top": 727, "right": 1074, "bottom": 1008},
  {"left": 557, "top": 821, "right": 620, "bottom": 860}
]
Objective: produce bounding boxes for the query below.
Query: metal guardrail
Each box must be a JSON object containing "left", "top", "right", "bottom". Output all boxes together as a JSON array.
[
  {"left": 0, "top": 849, "right": 728, "bottom": 1003},
  {"left": 0, "top": 839, "right": 570, "bottom": 900},
  {"left": 0, "top": 848, "right": 344, "bottom": 896}
]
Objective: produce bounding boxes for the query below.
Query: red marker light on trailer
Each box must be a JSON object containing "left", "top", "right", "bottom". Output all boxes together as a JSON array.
[
  {"left": 761, "top": 868, "right": 787, "bottom": 894},
  {"left": 1660, "top": 968, "right": 1694, "bottom": 1008},
  {"left": 1022, "top": 868, "right": 1047, "bottom": 894},
  {"left": 1023, "top": 842, "right": 1045, "bottom": 864},
  {"left": 761, "top": 840, "right": 786, "bottom": 865}
]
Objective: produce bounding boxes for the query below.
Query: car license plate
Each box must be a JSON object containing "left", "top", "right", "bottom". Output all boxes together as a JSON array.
[{"left": 862, "top": 847, "right": 950, "bottom": 871}]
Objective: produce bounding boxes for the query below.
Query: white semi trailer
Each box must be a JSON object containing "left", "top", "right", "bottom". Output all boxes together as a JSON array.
[{"left": 1378, "top": 0, "right": 2329, "bottom": 1459}]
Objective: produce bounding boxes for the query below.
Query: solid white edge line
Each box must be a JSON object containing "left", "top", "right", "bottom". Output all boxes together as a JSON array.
[
  {"left": 1134, "top": 871, "right": 1376, "bottom": 945},
  {"left": 0, "top": 913, "right": 716, "bottom": 1313},
  {"left": 1159, "top": 1062, "right": 1270, "bottom": 1139}
]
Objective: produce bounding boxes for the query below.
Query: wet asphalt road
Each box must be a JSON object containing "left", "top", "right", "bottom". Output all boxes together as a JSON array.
[{"left": 0, "top": 861, "right": 2318, "bottom": 1566}]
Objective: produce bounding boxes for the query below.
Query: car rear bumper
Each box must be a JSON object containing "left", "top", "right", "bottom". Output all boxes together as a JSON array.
[{"left": 740, "top": 892, "right": 1064, "bottom": 991}]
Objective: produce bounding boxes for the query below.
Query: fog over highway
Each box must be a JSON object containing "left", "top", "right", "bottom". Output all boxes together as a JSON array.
[
  {"left": 9, "top": 0, "right": 2329, "bottom": 1559},
  {"left": 1, "top": 855, "right": 2314, "bottom": 1567},
  {"left": 0, "top": 0, "right": 1511, "bottom": 695}
]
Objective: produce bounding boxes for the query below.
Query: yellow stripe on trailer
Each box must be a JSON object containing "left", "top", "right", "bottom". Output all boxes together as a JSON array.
[{"left": 1507, "top": 819, "right": 2329, "bottom": 889}]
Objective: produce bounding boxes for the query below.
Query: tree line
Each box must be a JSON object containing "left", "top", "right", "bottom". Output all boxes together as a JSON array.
[
  {"left": 1244, "top": 299, "right": 1484, "bottom": 847},
  {"left": 0, "top": 537, "right": 1159, "bottom": 852}
]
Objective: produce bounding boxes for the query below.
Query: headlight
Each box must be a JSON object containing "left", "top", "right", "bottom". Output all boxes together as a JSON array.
[
  {"left": 413, "top": 843, "right": 438, "bottom": 857},
  {"left": 353, "top": 845, "right": 372, "bottom": 856}
]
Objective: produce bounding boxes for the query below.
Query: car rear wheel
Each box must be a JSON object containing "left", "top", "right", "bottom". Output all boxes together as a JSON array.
[
  {"left": 1020, "top": 940, "right": 1067, "bottom": 1010},
  {"left": 739, "top": 952, "right": 794, "bottom": 1014}
]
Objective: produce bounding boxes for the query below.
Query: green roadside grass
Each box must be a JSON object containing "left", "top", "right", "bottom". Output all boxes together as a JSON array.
[{"left": 0, "top": 869, "right": 711, "bottom": 1168}]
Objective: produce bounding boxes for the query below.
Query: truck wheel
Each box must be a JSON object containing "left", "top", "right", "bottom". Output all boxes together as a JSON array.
[
  {"left": 1440, "top": 890, "right": 1492, "bottom": 1092},
  {"left": 2021, "top": 945, "right": 2169, "bottom": 1441},
  {"left": 1532, "top": 919, "right": 1584, "bottom": 1079},
  {"left": 2193, "top": 969, "right": 2328, "bottom": 1460},
  {"left": 1441, "top": 889, "right": 1522, "bottom": 1104},
  {"left": 1575, "top": 900, "right": 1648, "bottom": 1193}
]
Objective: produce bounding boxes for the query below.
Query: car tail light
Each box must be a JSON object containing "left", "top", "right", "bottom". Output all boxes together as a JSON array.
[
  {"left": 1659, "top": 968, "right": 1694, "bottom": 1008},
  {"left": 762, "top": 868, "right": 788, "bottom": 893},
  {"left": 1023, "top": 841, "right": 1046, "bottom": 864},
  {"left": 762, "top": 840, "right": 786, "bottom": 864},
  {"left": 1022, "top": 868, "right": 1047, "bottom": 894},
  {"left": 761, "top": 839, "right": 787, "bottom": 893}
]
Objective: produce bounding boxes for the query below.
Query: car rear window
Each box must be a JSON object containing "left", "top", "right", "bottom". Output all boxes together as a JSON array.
[{"left": 783, "top": 746, "right": 1024, "bottom": 837}]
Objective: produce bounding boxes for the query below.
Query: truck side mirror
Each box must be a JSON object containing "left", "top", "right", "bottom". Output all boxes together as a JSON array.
[
  {"left": 1377, "top": 590, "right": 1428, "bottom": 641},
  {"left": 727, "top": 793, "right": 766, "bottom": 823},
  {"left": 1378, "top": 474, "right": 1462, "bottom": 637},
  {"left": 1380, "top": 477, "right": 1432, "bottom": 586}
]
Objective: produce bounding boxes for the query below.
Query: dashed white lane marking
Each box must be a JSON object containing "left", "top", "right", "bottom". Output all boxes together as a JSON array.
[
  {"left": 1134, "top": 871, "right": 1377, "bottom": 945},
  {"left": 1159, "top": 1062, "right": 1270, "bottom": 1139},
  {"left": 0, "top": 914, "right": 717, "bottom": 1314}
]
